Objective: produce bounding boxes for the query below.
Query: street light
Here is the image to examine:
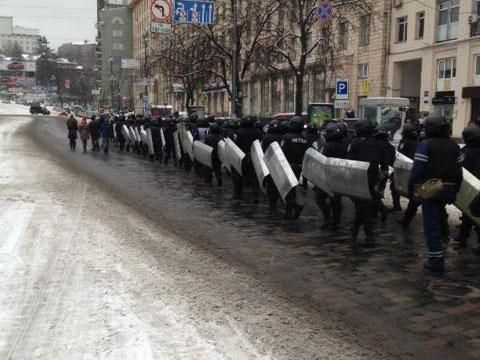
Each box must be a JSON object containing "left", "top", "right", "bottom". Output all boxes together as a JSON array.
[
  {"left": 143, "top": 30, "right": 150, "bottom": 115},
  {"left": 231, "top": 0, "right": 238, "bottom": 118}
]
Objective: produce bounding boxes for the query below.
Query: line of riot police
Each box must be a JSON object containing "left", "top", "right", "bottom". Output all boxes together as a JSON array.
[{"left": 103, "top": 111, "right": 480, "bottom": 277}]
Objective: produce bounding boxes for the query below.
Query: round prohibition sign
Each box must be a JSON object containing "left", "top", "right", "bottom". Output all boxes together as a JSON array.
[{"left": 151, "top": 0, "right": 171, "bottom": 21}]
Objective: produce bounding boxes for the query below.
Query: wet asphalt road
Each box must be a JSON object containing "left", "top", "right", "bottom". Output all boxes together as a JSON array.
[
  {"left": 0, "top": 113, "right": 396, "bottom": 359},
  {"left": 13, "top": 114, "right": 480, "bottom": 359}
]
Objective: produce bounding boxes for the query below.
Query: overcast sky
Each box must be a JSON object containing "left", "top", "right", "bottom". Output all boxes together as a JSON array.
[{"left": 0, "top": 0, "right": 97, "bottom": 50}]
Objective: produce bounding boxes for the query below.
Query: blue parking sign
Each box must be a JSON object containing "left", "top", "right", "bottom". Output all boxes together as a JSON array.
[{"left": 336, "top": 79, "right": 348, "bottom": 100}]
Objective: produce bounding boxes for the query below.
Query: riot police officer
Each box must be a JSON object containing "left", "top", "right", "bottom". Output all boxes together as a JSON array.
[
  {"left": 115, "top": 115, "right": 127, "bottom": 152},
  {"left": 396, "top": 124, "right": 420, "bottom": 228},
  {"left": 454, "top": 127, "right": 480, "bottom": 249},
  {"left": 204, "top": 123, "right": 223, "bottom": 187},
  {"left": 233, "top": 117, "right": 262, "bottom": 202},
  {"left": 315, "top": 122, "right": 348, "bottom": 230},
  {"left": 262, "top": 120, "right": 283, "bottom": 211},
  {"left": 281, "top": 116, "right": 309, "bottom": 219},
  {"left": 374, "top": 126, "right": 395, "bottom": 221},
  {"left": 408, "top": 115, "right": 463, "bottom": 275},
  {"left": 348, "top": 119, "right": 381, "bottom": 246}
]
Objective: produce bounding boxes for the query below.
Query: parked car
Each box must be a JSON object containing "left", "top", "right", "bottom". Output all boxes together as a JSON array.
[{"left": 30, "top": 104, "right": 51, "bottom": 115}]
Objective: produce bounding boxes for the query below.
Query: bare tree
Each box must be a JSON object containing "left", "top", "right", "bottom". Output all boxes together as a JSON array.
[
  {"left": 190, "top": 0, "right": 279, "bottom": 116},
  {"left": 269, "top": 0, "right": 374, "bottom": 115},
  {"left": 151, "top": 28, "right": 215, "bottom": 109}
]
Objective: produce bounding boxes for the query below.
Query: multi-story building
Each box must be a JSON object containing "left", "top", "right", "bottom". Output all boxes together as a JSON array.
[
  {"left": 0, "top": 17, "right": 41, "bottom": 55},
  {"left": 58, "top": 41, "right": 97, "bottom": 70},
  {"left": 97, "top": 0, "right": 134, "bottom": 110},
  {"left": 131, "top": 0, "right": 391, "bottom": 117},
  {"left": 239, "top": 0, "right": 391, "bottom": 118},
  {"left": 387, "top": 0, "right": 480, "bottom": 137}
]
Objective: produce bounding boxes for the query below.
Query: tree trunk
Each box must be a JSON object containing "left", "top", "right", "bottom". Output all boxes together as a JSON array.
[
  {"left": 294, "top": 72, "right": 304, "bottom": 116},
  {"left": 236, "top": 77, "right": 243, "bottom": 117}
]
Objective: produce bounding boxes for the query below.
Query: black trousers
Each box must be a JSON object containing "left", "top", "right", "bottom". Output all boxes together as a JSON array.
[{"left": 353, "top": 199, "right": 374, "bottom": 239}]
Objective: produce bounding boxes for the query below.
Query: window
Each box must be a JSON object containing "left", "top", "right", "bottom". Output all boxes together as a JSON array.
[
  {"left": 436, "top": 0, "right": 459, "bottom": 42},
  {"left": 113, "top": 29, "right": 123, "bottom": 37},
  {"left": 358, "top": 63, "right": 369, "bottom": 78},
  {"left": 476, "top": 55, "right": 480, "bottom": 76},
  {"left": 437, "top": 58, "right": 456, "bottom": 79},
  {"left": 112, "top": 42, "right": 124, "bottom": 50},
  {"left": 396, "top": 16, "right": 408, "bottom": 42},
  {"left": 359, "top": 15, "right": 370, "bottom": 46},
  {"left": 416, "top": 12, "right": 425, "bottom": 39},
  {"left": 339, "top": 20, "right": 348, "bottom": 50}
]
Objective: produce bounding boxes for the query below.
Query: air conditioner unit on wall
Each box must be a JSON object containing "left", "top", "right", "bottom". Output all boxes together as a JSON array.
[
  {"left": 393, "top": 0, "right": 403, "bottom": 8},
  {"left": 469, "top": 14, "right": 479, "bottom": 24}
]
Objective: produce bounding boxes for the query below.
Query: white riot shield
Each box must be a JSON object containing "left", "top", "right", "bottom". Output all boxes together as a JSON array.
[
  {"left": 140, "top": 126, "right": 147, "bottom": 144},
  {"left": 455, "top": 168, "right": 480, "bottom": 226},
  {"left": 218, "top": 140, "right": 229, "bottom": 171},
  {"left": 146, "top": 128, "right": 154, "bottom": 155},
  {"left": 264, "top": 142, "right": 299, "bottom": 202},
  {"left": 121, "top": 125, "right": 131, "bottom": 142},
  {"left": 393, "top": 152, "right": 413, "bottom": 197},
  {"left": 181, "top": 130, "right": 194, "bottom": 161},
  {"left": 134, "top": 127, "right": 141, "bottom": 143},
  {"left": 326, "top": 158, "right": 371, "bottom": 200},
  {"left": 112, "top": 122, "right": 117, "bottom": 139},
  {"left": 302, "top": 148, "right": 332, "bottom": 196},
  {"left": 173, "top": 131, "right": 182, "bottom": 161},
  {"left": 225, "top": 137, "right": 245, "bottom": 176},
  {"left": 160, "top": 128, "right": 166, "bottom": 148},
  {"left": 128, "top": 127, "right": 136, "bottom": 142},
  {"left": 251, "top": 140, "right": 270, "bottom": 193},
  {"left": 193, "top": 141, "right": 213, "bottom": 168}
]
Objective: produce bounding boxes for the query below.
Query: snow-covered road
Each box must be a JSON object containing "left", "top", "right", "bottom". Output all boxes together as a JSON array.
[{"left": 0, "top": 112, "right": 388, "bottom": 359}]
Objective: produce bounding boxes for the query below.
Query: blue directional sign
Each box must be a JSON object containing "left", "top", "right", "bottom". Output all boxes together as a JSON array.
[
  {"left": 173, "top": 0, "right": 215, "bottom": 25},
  {"left": 336, "top": 79, "right": 349, "bottom": 100}
]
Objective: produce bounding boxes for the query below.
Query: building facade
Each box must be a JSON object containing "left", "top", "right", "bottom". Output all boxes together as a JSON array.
[
  {"left": 97, "top": 5, "right": 134, "bottom": 111},
  {"left": 0, "top": 17, "right": 41, "bottom": 55},
  {"left": 387, "top": 0, "right": 480, "bottom": 137}
]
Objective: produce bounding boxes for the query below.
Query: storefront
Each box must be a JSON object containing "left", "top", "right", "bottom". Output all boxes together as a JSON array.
[
  {"left": 462, "top": 86, "right": 480, "bottom": 124},
  {"left": 432, "top": 91, "right": 456, "bottom": 123}
]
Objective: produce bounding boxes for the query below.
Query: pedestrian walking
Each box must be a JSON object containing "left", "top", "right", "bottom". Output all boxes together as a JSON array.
[
  {"left": 66, "top": 114, "right": 78, "bottom": 151},
  {"left": 78, "top": 116, "right": 89, "bottom": 153}
]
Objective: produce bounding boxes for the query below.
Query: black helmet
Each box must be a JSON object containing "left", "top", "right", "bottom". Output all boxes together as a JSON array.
[
  {"left": 401, "top": 123, "right": 417, "bottom": 139},
  {"left": 268, "top": 120, "right": 280, "bottom": 134},
  {"left": 462, "top": 127, "right": 480, "bottom": 146},
  {"left": 240, "top": 116, "right": 253, "bottom": 128},
  {"left": 325, "top": 122, "right": 345, "bottom": 141},
  {"left": 374, "top": 126, "right": 390, "bottom": 140},
  {"left": 355, "top": 119, "right": 376, "bottom": 137},
  {"left": 424, "top": 115, "right": 450, "bottom": 138},
  {"left": 209, "top": 123, "right": 221, "bottom": 135},
  {"left": 289, "top": 116, "right": 304, "bottom": 133},
  {"left": 279, "top": 120, "right": 290, "bottom": 134},
  {"left": 306, "top": 123, "right": 318, "bottom": 134}
]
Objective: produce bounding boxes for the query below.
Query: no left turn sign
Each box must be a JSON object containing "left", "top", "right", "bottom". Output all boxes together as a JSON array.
[{"left": 151, "top": 0, "right": 171, "bottom": 22}]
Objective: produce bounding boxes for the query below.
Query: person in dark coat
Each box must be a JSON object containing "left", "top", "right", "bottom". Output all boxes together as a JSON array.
[
  {"left": 374, "top": 126, "right": 396, "bottom": 221},
  {"left": 348, "top": 119, "right": 381, "bottom": 246},
  {"left": 115, "top": 115, "right": 126, "bottom": 152},
  {"left": 262, "top": 120, "right": 283, "bottom": 211},
  {"left": 99, "top": 116, "right": 112, "bottom": 154},
  {"left": 408, "top": 115, "right": 463, "bottom": 275},
  {"left": 281, "top": 116, "right": 309, "bottom": 219},
  {"left": 204, "top": 123, "right": 223, "bottom": 187},
  {"left": 233, "top": 116, "right": 262, "bottom": 202},
  {"left": 163, "top": 118, "right": 178, "bottom": 166},
  {"left": 454, "top": 127, "right": 480, "bottom": 251},
  {"left": 88, "top": 115, "right": 100, "bottom": 152},
  {"left": 66, "top": 114, "right": 78, "bottom": 151},
  {"left": 396, "top": 124, "right": 421, "bottom": 228},
  {"left": 315, "top": 122, "right": 348, "bottom": 230}
]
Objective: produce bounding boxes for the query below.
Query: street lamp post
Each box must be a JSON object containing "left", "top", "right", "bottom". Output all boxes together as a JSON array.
[
  {"left": 231, "top": 0, "right": 238, "bottom": 118},
  {"left": 143, "top": 31, "right": 150, "bottom": 115}
]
